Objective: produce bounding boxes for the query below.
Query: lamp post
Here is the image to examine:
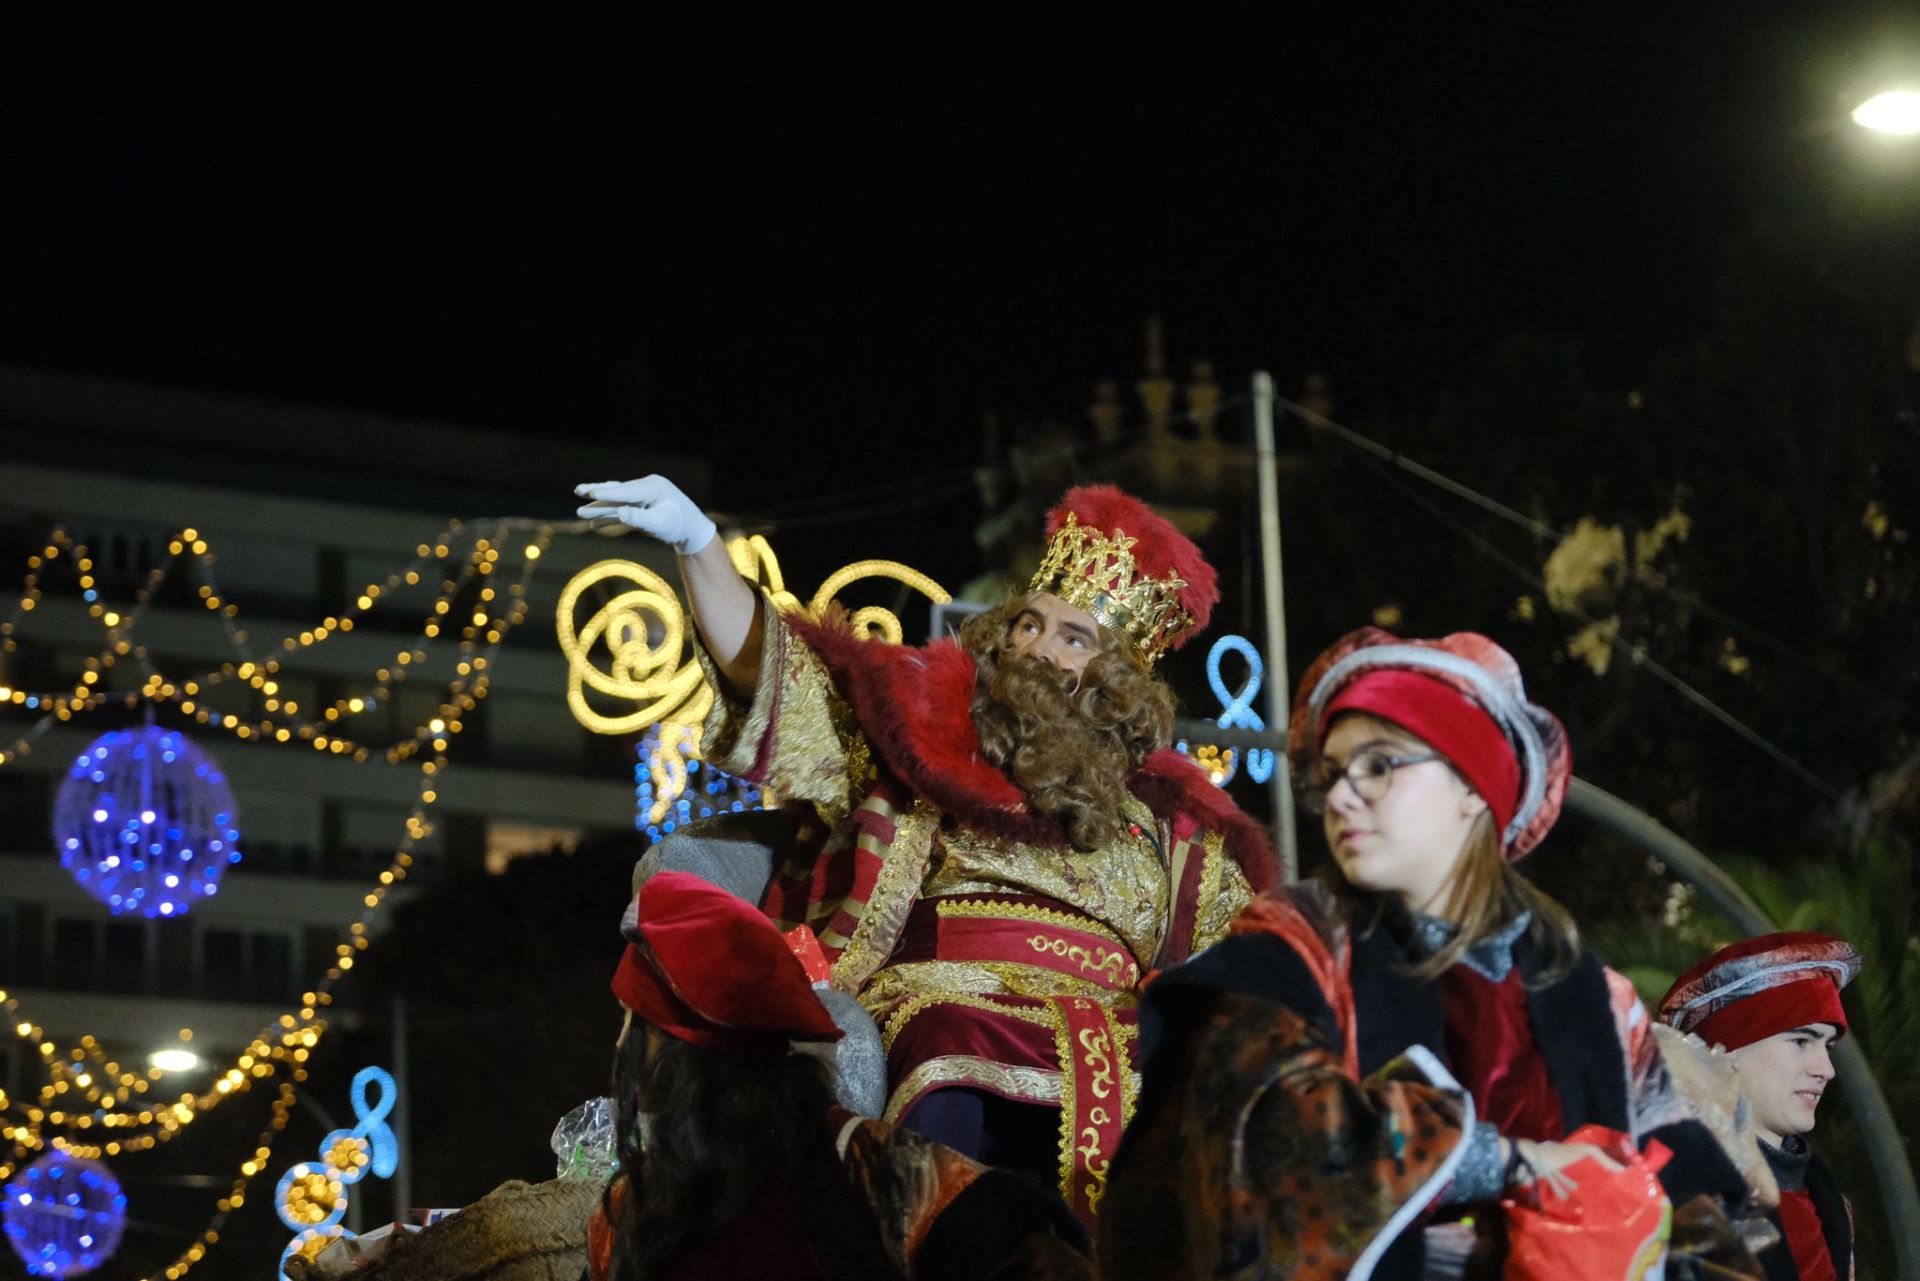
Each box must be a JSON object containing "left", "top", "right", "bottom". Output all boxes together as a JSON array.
[{"left": 1852, "top": 89, "right": 1920, "bottom": 136}]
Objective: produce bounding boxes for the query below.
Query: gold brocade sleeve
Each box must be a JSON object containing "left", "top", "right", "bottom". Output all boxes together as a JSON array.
[
  {"left": 696, "top": 600, "right": 870, "bottom": 824},
  {"left": 1190, "top": 835, "right": 1253, "bottom": 953}
]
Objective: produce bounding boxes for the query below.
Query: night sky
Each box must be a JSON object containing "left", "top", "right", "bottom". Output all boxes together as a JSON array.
[{"left": 4, "top": 7, "right": 1917, "bottom": 524}]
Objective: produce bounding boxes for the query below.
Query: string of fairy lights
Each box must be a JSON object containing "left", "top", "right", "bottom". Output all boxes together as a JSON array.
[
  {"left": 0, "top": 518, "right": 550, "bottom": 1280},
  {"left": 0, "top": 525, "right": 531, "bottom": 763}
]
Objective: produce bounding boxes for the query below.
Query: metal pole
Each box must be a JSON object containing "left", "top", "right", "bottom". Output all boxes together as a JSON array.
[
  {"left": 392, "top": 994, "right": 413, "bottom": 1219},
  {"left": 1566, "top": 778, "right": 1920, "bottom": 1281},
  {"left": 1252, "top": 372, "right": 1299, "bottom": 880}
]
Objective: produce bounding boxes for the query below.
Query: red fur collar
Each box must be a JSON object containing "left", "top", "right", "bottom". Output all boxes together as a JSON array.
[{"left": 787, "top": 616, "right": 1275, "bottom": 890}]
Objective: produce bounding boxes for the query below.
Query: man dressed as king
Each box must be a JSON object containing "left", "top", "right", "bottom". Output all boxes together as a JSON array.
[{"left": 575, "top": 476, "right": 1274, "bottom": 1226}]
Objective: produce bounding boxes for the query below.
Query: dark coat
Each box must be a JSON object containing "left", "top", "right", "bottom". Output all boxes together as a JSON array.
[
  {"left": 1133, "top": 892, "right": 1749, "bottom": 1278},
  {"left": 1757, "top": 1151, "right": 1852, "bottom": 1281}
]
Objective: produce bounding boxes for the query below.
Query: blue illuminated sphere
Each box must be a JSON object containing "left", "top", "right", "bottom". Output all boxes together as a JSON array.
[
  {"left": 3, "top": 1152, "right": 127, "bottom": 1277},
  {"left": 52, "top": 728, "right": 243, "bottom": 918}
]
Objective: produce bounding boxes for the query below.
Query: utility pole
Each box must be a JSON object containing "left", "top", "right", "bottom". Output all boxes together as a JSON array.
[
  {"left": 391, "top": 994, "right": 412, "bottom": 1218},
  {"left": 1252, "top": 372, "right": 1299, "bottom": 880}
]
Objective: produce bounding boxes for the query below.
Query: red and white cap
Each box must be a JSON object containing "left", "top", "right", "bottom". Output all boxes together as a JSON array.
[
  {"left": 1658, "top": 932, "right": 1860, "bottom": 1050},
  {"left": 1288, "top": 627, "right": 1571, "bottom": 859}
]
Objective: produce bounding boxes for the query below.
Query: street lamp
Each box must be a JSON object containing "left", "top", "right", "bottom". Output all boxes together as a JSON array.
[
  {"left": 147, "top": 1049, "right": 199, "bottom": 1073},
  {"left": 1853, "top": 89, "right": 1920, "bottom": 135}
]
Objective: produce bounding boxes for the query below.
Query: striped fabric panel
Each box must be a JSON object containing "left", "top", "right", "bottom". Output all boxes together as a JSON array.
[
  {"left": 820, "top": 784, "right": 910, "bottom": 953},
  {"left": 761, "top": 811, "right": 825, "bottom": 932}
]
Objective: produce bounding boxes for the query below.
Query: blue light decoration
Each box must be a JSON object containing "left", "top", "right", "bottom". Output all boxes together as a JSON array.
[
  {"left": 2, "top": 1151, "right": 128, "bottom": 1278},
  {"left": 634, "top": 724, "right": 763, "bottom": 841},
  {"left": 1176, "top": 634, "right": 1276, "bottom": 788},
  {"left": 277, "top": 1066, "right": 400, "bottom": 1279},
  {"left": 51, "top": 728, "right": 242, "bottom": 918}
]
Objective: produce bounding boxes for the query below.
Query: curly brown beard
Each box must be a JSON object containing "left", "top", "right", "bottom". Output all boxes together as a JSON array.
[{"left": 960, "top": 597, "right": 1176, "bottom": 851}]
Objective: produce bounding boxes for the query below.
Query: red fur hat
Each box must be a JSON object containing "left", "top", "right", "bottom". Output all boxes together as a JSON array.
[
  {"left": 612, "top": 871, "right": 842, "bottom": 1055},
  {"left": 1030, "top": 485, "right": 1219, "bottom": 663}
]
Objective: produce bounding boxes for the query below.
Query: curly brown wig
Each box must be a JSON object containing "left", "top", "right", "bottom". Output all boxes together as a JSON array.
[{"left": 961, "top": 596, "right": 1175, "bottom": 851}]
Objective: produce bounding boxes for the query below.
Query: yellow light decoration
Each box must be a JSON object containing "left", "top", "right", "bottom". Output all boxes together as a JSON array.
[
  {"left": 556, "top": 560, "right": 709, "bottom": 736},
  {"left": 638, "top": 723, "right": 702, "bottom": 827},
  {"left": 282, "top": 1166, "right": 345, "bottom": 1225},
  {"left": 725, "top": 534, "right": 804, "bottom": 614},
  {"left": 560, "top": 534, "right": 950, "bottom": 827},
  {"left": 1187, "top": 742, "right": 1238, "bottom": 787},
  {"left": 0, "top": 522, "right": 541, "bottom": 766},
  {"left": 322, "top": 1134, "right": 371, "bottom": 1179},
  {"left": 561, "top": 535, "right": 950, "bottom": 737},
  {"left": 1, "top": 519, "right": 546, "bottom": 1208},
  {"left": 807, "top": 558, "right": 952, "bottom": 645}
]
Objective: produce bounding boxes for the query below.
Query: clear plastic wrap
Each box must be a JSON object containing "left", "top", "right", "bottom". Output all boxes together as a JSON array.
[{"left": 550, "top": 1097, "right": 620, "bottom": 1182}]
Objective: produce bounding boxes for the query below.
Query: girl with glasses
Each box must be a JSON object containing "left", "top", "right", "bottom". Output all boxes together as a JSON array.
[{"left": 1102, "top": 628, "right": 1756, "bottom": 1279}]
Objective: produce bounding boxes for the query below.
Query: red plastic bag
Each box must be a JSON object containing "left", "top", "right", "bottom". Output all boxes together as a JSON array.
[
  {"left": 1502, "top": 1124, "right": 1673, "bottom": 1281},
  {"left": 782, "top": 923, "right": 832, "bottom": 985}
]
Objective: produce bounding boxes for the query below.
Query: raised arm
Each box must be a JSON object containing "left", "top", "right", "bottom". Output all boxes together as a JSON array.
[{"left": 575, "top": 476, "right": 764, "bottom": 696}]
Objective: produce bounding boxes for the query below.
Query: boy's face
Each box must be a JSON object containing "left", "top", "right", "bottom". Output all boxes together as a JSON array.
[{"left": 1730, "top": 1022, "right": 1839, "bottom": 1145}]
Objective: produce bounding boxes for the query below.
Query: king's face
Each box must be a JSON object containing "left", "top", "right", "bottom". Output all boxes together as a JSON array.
[{"left": 1006, "top": 593, "right": 1104, "bottom": 679}]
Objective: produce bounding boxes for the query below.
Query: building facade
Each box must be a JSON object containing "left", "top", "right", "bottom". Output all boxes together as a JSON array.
[{"left": 0, "top": 365, "right": 699, "bottom": 1102}]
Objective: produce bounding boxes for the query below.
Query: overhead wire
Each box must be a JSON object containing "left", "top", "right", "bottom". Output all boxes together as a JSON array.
[
  {"left": 566, "top": 394, "right": 1253, "bottom": 539},
  {"left": 1275, "top": 393, "right": 1879, "bottom": 697},
  {"left": 1286, "top": 390, "right": 1916, "bottom": 860},
  {"left": 1338, "top": 443, "right": 1844, "bottom": 803}
]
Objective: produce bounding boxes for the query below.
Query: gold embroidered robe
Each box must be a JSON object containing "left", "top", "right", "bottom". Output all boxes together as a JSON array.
[{"left": 700, "top": 605, "right": 1266, "bottom": 1224}]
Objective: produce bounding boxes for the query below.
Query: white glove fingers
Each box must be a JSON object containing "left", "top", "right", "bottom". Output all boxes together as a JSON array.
[
  {"left": 568, "top": 476, "right": 712, "bottom": 552},
  {"left": 574, "top": 476, "right": 669, "bottom": 500},
  {"left": 575, "top": 504, "right": 624, "bottom": 522}
]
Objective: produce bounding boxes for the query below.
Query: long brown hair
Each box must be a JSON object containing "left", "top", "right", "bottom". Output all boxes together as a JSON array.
[
  {"left": 960, "top": 596, "right": 1174, "bottom": 850},
  {"left": 607, "top": 1028, "right": 840, "bottom": 1281},
  {"left": 1320, "top": 800, "right": 1582, "bottom": 985}
]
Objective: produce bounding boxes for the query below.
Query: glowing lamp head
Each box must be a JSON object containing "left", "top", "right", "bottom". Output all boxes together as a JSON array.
[
  {"left": 147, "top": 1050, "right": 199, "bottom": 1074},
  {"left": 1853, "top": 89, "right": 1920, "bottom": 135}
]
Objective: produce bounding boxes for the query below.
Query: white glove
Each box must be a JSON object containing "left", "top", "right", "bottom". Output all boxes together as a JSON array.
[{"left": 574, "top": 476, "right": 718, "bottom": 554}]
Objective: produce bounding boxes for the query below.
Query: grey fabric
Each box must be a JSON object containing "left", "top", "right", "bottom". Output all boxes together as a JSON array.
[
  {"left": 1406, "top": 909, "right": 1533, "bottom": 982},
  {"left": 630, "top": 810, "right": 888, "bottom": 1117},
  {"left": 631, "top": 808, "right": 797, "bottom": 904},
  {"left": 1760, "top": 1134, "right": 1812, "bottom": 1194},
  {"left": 1441, "top": 1122, "right": 1507, "bottom": 1204},
  {"left": 802, "top": 988, "right": 890, "bottom": 1118}
]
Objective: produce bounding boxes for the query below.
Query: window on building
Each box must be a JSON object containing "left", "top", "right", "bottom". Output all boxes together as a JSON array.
[
  {"left": 0, "top": 904, "right": 15, "bottom": 984},
  {"left": 253, "top": 932, "right": 293, "bottom": 1002},
  {"left": 0, "top": 773, "right": 52, "bottom": 847},
  {"left": 485, "top": 822, "right": 583, "bottom": 876},
  {"left": 74, "top": 524, "right": 158, "bottom": 593},
  {"left": 104, "top": 922, "right": 146, "bottom": 988},
  {"left": 46, "top": 915, "right": 153, "bottom": 995},
  {"left": 51, "top": 917, "right": 101, "bottom": 992},
  {"left": 200, "top": 929, "right": 246, "bottom": 1001},
  {"left": 197, "top": 926, "right": 300, "bottom": 1004}
]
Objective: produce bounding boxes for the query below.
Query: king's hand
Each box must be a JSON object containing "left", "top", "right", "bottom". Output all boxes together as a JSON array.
[{"left": 575, "top": 476, "right": 717, "bottom": 554}]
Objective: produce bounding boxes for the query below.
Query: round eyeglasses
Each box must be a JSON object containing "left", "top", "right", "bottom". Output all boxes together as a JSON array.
[{"left": 1297, "top": 749, "right": 1441, "bottom": 815}]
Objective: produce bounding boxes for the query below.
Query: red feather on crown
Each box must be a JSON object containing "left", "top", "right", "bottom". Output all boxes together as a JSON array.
[{"left": 1030, "top": 485, "right": 1218, "bottom": 664}]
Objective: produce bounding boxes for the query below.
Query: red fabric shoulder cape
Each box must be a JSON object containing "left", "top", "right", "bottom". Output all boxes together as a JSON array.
[{"left": 788, "top": 616, "right": 1276, "bottom": 892}]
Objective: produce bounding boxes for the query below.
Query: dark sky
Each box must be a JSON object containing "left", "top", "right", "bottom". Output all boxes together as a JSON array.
[{"left": 3, "top": 7, "right": 1916, "bottom": 520}]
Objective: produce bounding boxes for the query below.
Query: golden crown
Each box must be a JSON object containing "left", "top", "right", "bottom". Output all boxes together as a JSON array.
[{"left": 1028, "top": 513, "right": 1194, "bottom": 665}]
